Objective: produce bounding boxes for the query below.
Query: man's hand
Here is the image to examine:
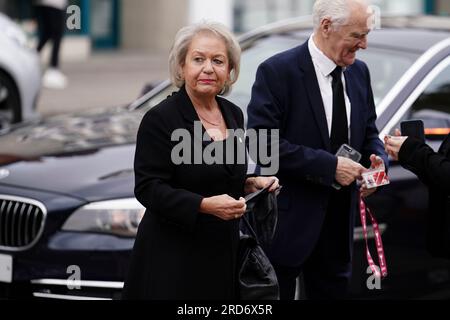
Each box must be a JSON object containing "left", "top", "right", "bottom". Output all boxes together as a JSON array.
[
  {"left": 359, "top": 154, "right": 386, "bottom": 198},
  {"left": 359, "top": 181, "right": 374, "bottom": 198},
  {"left": 244, "top": 176, "right": 280, "bottom": 194},
  {"left": 335, "top": 156, "right": 365, "bottom": 186},
  {"left": 369, "top": 154, "right": 384, "bottom": 169}
]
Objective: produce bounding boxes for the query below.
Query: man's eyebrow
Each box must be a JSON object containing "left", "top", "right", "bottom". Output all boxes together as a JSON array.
[{"left": 350, "top": 30, "right": 370, "bottom": 37}]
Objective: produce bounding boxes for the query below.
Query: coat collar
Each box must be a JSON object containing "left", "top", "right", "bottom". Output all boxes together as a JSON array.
[
  {"left": 172, "top": 86, "right": 244, "bottom": 177},
  {"left": 308, "top": 35, "right": 337, "bottom": 78},
  {"left": 174, "top": 85, "right": 239, "bottom": 131}
]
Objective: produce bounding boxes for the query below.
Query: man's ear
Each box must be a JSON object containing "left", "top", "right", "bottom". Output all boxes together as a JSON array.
[{"left": 320, "top": 18, "right": 333, "bottom": 38}]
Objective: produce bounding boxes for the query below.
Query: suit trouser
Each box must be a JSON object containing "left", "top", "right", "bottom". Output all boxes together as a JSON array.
[
  {"left": 36, "top": 6, "right": 65, "bottom": 68},
  {"left": 273, "top": 187, "right": 353, "bottom": 300}
]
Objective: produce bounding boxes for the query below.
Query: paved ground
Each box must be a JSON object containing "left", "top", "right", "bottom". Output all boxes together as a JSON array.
[{"left": 37, "top": 50, "right": 168, "bottom": 118}]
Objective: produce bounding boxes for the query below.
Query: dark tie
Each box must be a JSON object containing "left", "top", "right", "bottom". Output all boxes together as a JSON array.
[{"left": 330, "top": 66, "right": 348, "bottom": 153}]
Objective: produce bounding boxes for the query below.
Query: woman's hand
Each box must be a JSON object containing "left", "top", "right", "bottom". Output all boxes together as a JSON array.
[
  {"left": 244, "top": 176, "right": 280, "bottom": 194},
  {"left": 384, "top": 129, "right": 408, "bottom": 161},
  {"left": 199, "top": 195, "right": 246, "bottom": 220}
]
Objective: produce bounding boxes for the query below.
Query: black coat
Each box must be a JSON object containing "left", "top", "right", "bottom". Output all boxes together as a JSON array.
[
  {"left": 122, "top": 86, "right": 247, "bottom": 299},
  {"left": 398, "top": 134, "right": 450, "bottom": 258}
]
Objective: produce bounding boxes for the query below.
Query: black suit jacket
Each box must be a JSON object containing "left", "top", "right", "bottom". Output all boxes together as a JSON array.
[
  {"left": 123, "top": 86, "right": 247, "bottom": 299},
  {"left": 247, "top": 40, "right": 388, "bottom": 267},
  {"left": 399, "top": 134, "right": 450, "bottom": 258}
]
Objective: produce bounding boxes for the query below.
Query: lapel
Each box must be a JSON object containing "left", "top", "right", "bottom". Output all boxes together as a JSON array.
[
  {"left": 217, "top": 96, "right": 239, "bottom": 130},
  {"left": 175, "top": 85, "right": 200, "bottom": 134},
  {"left": 344, "top": 67, "right": 363, "bottom": 148},
  {"left": 298, "top": 43, "right": 331, "bottom": 151}
]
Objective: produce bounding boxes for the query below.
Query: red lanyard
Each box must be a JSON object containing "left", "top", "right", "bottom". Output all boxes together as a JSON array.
[{"left": 359, "top": 196, "right": 388, "bottom": 278}]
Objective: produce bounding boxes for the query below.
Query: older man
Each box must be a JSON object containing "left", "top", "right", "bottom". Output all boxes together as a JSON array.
[{"left": 247, "top": 0, "right": 388, "bottom": 299}]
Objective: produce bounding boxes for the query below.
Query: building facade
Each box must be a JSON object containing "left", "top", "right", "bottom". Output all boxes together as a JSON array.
[{"left": 0, "top": 0, "right": 448, "bottom": 55}]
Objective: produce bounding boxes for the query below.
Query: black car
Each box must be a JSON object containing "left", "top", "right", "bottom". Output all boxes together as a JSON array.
[{"left": 1, "top": 15, "right": 450, "bottom": 300}]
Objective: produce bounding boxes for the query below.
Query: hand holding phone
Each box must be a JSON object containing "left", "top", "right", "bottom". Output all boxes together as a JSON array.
[
  {"left": 336, "top": 144, "right": 362, "bottom": 162},
  {"left": 400, "top": 119, "right": 425, "bottom": 142},
  {"left": 333, "top": 144, "right": 363, "bottom": 190}
]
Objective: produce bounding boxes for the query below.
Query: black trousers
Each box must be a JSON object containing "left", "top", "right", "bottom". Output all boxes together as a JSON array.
[
  {"left": 35, "top": 6, "right": 65, "bottom": 68},
  {"left": 274, "top": 187, "right": 353, "bottom": 300}
]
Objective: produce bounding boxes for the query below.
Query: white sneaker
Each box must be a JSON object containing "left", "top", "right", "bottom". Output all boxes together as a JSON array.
[{"left": 43, "top": 68, "right": 68, "bottom": 89}]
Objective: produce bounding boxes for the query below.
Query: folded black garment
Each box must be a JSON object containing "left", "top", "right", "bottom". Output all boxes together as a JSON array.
[{"left": 242, "top": 183, "right": 279, "bottom": 250}]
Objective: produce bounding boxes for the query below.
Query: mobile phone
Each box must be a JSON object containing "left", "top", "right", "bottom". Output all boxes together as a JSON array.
[
  {"left": 400, "top": 119, "right": 425, "bottom": 142},
  {"left": 332, "top": 144, "right": 362, "bottom": 190},
  {"left": 335, "top": 144, "right": 362, "bottom": 162}
]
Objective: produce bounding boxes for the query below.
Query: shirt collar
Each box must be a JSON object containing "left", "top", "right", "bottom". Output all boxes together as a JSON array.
[{"left": 308, "top": 35, "right": 344, "bottom": 77}]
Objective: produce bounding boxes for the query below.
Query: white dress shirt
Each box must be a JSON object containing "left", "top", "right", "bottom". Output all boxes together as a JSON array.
[{"left": 308, "top": 35, "right": 351, "bottom": 140}]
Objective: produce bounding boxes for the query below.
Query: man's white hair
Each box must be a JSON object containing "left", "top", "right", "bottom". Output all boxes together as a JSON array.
[{"left": 313, "top": 0, "right": 368, "bottom": 31}]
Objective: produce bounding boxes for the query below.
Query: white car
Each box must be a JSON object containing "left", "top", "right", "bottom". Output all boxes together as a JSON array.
[{"left": 0, "top": 13, "right": 41, "bottom": 130}]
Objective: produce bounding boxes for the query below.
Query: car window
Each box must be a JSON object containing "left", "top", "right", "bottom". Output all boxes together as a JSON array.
[
  {"left": 227, "top": 36, "right": 302, "bottom": 121},
  {"left": 357, "top": 49, "right": 416, "bottom": 106},
  {"left": 389, "top": 59, "right": 450, "bottom": 140},
  {"left": 139, "top": 34, "right": 416, "bottom": 123},
  {"left": 138, "top": 36, "right": 301, "bottom": 117},
  {"left": 230, "top": 37, "right": 415, "bottom": 118}
]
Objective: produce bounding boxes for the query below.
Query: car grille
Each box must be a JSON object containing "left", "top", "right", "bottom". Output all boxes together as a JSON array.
[{"left": 0, "top": 195, "right": 46, "bottom": 250}]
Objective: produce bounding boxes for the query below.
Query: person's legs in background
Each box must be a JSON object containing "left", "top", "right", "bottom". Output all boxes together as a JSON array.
[
  {"left": 36, "top": 5, "right": 67, "bottom": 89},
  {"left": 36, "top": 6, "right": 51, "bottom": 52},
  {"left": 48, "top": 6, "right": 64, "bottom": 69}
]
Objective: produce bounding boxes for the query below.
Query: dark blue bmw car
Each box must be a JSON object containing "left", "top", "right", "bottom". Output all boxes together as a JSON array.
[{"left": 1, "top": 15, "right": 450, "bottom": 300}]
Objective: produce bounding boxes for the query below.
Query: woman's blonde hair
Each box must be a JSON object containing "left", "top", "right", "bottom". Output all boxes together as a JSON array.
[{"left": 168, "top": 21, "right": 241, "bottom": 96}]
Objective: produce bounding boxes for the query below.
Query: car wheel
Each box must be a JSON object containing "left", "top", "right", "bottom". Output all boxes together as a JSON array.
[{"left": 0, "top": 70, "right": 21, "bottom": 130}]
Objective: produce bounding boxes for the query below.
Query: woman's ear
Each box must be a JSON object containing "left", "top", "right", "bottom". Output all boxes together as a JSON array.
[{"left": 178, "top": 65, "right": 185, "bottom": 81}]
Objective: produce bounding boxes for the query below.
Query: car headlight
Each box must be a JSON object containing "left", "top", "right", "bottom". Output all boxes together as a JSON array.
[{"left": 62, "top": 198, "right": 146, "bottom": 237}]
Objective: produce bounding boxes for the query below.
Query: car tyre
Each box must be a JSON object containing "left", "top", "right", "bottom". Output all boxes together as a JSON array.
[{"left": 0, "top": 69, "right": 21, "bottom": 130}]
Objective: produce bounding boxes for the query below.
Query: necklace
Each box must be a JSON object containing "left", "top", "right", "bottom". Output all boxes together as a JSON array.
[{"left": 197, "top": 111, "right": 223, "bottom": 126}]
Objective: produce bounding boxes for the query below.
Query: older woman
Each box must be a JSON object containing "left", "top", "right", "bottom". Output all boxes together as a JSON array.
[{"left": 122, "top": 22, "right": 278, "bottom": 300}]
